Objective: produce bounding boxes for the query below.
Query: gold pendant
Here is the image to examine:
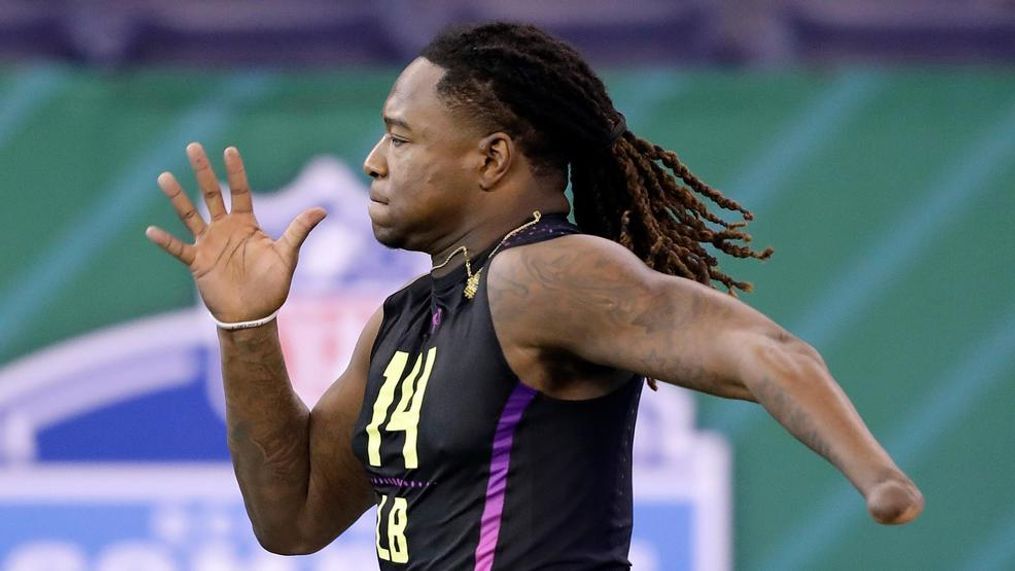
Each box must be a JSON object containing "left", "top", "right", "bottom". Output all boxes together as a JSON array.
[
  {"left": 456, "top": 210, "right": 541, "bottom": 301},
  {"left": 464, "top": 271, "right": 481, "bottom": 300}
]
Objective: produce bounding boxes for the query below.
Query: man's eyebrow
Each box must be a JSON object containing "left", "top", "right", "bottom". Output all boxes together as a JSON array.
[{"left": 383, "top": 115, "right": 412, "bottom": 131}]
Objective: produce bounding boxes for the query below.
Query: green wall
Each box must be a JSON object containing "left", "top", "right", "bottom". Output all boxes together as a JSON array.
[{"left": 1, "top": 64, "right": 1013, "bottom": 570}]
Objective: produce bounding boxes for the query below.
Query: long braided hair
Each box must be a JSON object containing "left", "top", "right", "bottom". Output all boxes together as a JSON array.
[{"left": 421, "top": 23, "right": 773, "bottom": 293}]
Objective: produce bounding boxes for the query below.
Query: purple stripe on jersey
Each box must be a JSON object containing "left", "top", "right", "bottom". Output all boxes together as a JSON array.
[
  {"left": 473, "top": 383, "right": 537, "bottom": 571},
  {"left": 430, "top": 306, "right": 444, "bottom": 334}
]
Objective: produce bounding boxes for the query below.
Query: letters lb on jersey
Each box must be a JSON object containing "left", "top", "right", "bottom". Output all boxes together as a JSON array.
[{"left": 0, "top": 157, "right": 732, "bottom": 571}]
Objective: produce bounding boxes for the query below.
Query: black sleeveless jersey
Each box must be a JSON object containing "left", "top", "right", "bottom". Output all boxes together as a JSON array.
[{"left": 350, "top": 214, "right": 643, "bottom": 570}]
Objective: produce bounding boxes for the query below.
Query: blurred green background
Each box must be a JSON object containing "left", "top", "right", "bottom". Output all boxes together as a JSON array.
[{"left": 1, "top": 64, "right": 1013, "bottom": 570}]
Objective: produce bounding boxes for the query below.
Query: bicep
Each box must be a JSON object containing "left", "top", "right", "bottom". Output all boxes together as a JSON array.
[
  {"left": 576, "top": 271, "right": 766, "bottom": 400},
  {"left": 625, "top": 279, "right": 783, "bottom": 399},
  {"left": 490, "top": 235, "right": 780, "bottom": 400},
  {"left": 301, "top": 307, "right": 382, "bottom": 546}
]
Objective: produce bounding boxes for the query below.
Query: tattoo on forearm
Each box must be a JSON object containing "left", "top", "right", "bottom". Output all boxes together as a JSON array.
[
  {"left": 220, "top": 328, "right": 310, "bottom": 495},
  {"left": 751, "top": 374, "right": 834, "bottom": 462},
  {"left": 230, "top": 419, "right": 307, "bottom": 483}
]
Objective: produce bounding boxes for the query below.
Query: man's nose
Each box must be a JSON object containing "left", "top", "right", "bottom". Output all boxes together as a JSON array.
[{"left": 363, "top": 139, "right": 386, "bottom": 178}]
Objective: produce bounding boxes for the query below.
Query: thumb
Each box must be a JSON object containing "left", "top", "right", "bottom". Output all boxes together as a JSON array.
[{"left": 280, "top": 207, "right": 327, "bottom": 257}]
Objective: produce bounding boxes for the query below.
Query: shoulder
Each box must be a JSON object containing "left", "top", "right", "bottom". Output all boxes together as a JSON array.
[
  {"left": 488, "top": 233, "right": 659, "bottom": 301},
  {"left": 486, "top": 234, "right": 661, "bottom": 350}
]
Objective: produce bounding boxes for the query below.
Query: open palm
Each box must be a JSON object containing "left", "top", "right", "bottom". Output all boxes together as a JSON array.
[{"left": 145, "top": 143, "right": 326, "bottom": 324}]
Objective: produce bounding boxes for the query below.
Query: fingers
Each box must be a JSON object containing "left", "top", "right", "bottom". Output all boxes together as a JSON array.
[
  {"left": 187, "top": 142, "right": 227, "bottom": 220},
  {"left": 157, "top": 171, "right": 206, "bottom": 236},
  {"left": 279, "top": 207, "right": 327, "bottom": 258},
  {"left": 224, "top": 146, "right": 253, "bottom": 214},
  {"left": 145, "top": 225, "right": 196, "bottom": 266}
]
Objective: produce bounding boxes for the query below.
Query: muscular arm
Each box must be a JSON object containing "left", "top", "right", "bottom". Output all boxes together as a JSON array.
[
  {"left": 221, "top": 309, "right": 380, "bottom": 554},
  {"left": 488, "top": 234, "right": 923, "bottom": 524},
  {"left": 146, "top": 144, "right": 379, "bottom": 552}
]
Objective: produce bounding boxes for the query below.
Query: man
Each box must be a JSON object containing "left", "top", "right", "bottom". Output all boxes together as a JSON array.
[{"left": 146, "top": 23, "right": 923, "bottom": 570}]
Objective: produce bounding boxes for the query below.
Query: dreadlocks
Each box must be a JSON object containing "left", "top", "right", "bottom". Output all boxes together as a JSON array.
[{"left": 421, "top": 22, "right": 773, "bottom": 293}]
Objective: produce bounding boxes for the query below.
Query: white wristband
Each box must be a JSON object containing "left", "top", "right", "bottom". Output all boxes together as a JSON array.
[{"left": 213, "top": 310, "right": 280, "bottom": 331}]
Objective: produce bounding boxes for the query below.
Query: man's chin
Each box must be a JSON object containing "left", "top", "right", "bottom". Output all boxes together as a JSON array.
[
  {"left": 370, "top": 219, "right": 433, "bottom": 253},
  {"left": 371, "top": 226, "right": 404, "bottom": 250}
]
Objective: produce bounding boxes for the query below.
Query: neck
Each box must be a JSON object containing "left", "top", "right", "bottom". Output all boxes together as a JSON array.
[
  {"left": 429, "top": 209, "right": 564, "bottom": 278},
  {"left": 429, "top": 183, "right": 571, "bottom": 275},
  {"left": 428, "top": 214, "right": 526, "bottom": 277}
]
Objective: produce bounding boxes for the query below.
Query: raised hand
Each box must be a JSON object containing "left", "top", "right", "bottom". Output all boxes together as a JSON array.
[{"left": 145, "top": 143, "right": 326, "bottom": 323}]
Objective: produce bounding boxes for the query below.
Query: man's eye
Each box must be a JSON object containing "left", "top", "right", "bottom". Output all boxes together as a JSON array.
[{"left": 389, "top": 136, "right": 407, "bottom": 147}]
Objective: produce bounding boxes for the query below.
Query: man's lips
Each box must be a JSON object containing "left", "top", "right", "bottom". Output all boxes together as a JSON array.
[{"left": 369, "top": 192, "right": 388, "bottom": 204}]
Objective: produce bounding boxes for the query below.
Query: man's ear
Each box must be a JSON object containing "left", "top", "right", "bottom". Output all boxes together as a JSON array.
[{"left": 477, "top": 132, "right": 514, "bottom": 191}]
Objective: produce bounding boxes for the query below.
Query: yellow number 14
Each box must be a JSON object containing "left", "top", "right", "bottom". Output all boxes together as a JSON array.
[{"left": 366, "top": 348, "right": 437, "bottom": 469}]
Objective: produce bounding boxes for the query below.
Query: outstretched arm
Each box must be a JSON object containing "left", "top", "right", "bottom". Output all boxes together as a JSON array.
[
  {"left": 488, "top": 234, "right": 924, "bottom": 525},
  {"left": 146, "top": 143, "right": 375, "bottom": 553}
]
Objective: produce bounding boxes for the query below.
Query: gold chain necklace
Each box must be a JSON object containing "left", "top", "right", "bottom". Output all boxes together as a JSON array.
[{"left": 431, "top": 210, "right": 542, "bottom": 300}]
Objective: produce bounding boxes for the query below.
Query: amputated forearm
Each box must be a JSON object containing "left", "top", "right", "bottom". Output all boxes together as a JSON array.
[
  {"left": 741, "top": 335, "right": 905, "bottom": 496},
  {"left": 218, "top": 321, "right": 312, "bottom": 550}
]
